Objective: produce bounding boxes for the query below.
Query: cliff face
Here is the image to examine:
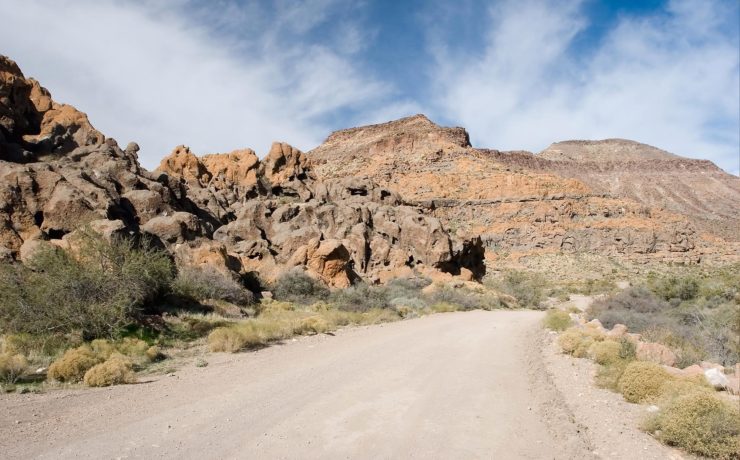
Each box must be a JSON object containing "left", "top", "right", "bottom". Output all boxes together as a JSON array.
[
  {"left": 0, "top": 57, "right": 482, "bottom": 286},
  {"left": 309, "top": 116, "right": 739, "bottom": 268}
]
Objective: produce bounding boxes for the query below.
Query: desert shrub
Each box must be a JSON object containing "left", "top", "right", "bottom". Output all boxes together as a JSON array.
[
  {"left": 48, "top": 346, "right": 102, "bottom": 382},
  {"left": 83, "top": 354, "right": 136, "bottom": 387},
  {"left": 595, "top": 360, "right": 630, "bottom": 391},
  {"left": 294, "top": 316, "right": 332, "bottom": 335},
  {"left": 356, "top": 308, "right": 401, "bottom": 324},
  {"left": 558, "top": 328, "right": 586, "bottom": 354},
  {"left": 90, "top": 339, "right": 117, "bottom": 360},
  {"left": 589, "top": 287, "right": 671, "bottom": 331},
  {"left": 589, "top": 340, "right": 622, "bottom": 365},
  {"left": 272, "top": 269, "right": 330, "bottom": 305},
  {"left": 0, "top": 231, "right": 173, "bottom": 339},
  {"left": 657, "top": 378, "right": 713, "bottom": 402},
  {"left": 428, "top": 287, "right": 480, "bottom": 310},
  {"left": 558, "top": 327, "right": 604, "bottom": 356},
  {"left": 618, "top": 337, "right": 637, "bottom": 360},
  {"left": 493, "top": 270, "right": 547, "bottom": 309},
  {"left": 641, "top": 327, "right": 707, "bottom": 369},
  {"left": 207, "top": 327, "right": 246, "bottom": 353},
  {"left": 1, "top": 333, "right": 77, "bottom": 366},
  {"left": 430, "top": 302, "right": 458, "bottom": 313},
  {"left": 389, "top": 296, "right": 427, "bottom": 310},
  {"left": 385, "top": 277, "right": 431, "bottom": 299},
  {"left": 543, "top": 309, "right": 571, "bottom": 331},
  {"left": 331, "top": 284, "right": 390, "bottom": 312},
  {"left": 618, "top": 361, "right": 672, "bottom": 403},
  {"left": 590, "top": 272, "right": 739, "bottom": 367},
  {"left": 650, "top": 275, "right": 700, "bottom": 302},
  {"left": 646, "top": 392, "right": 740, "bottom": 459},
  {"left": 146, "top": 346, "right": 164, "bottom": 362},
  {"left": 116, "top": 337, "right": 150, "bottom": 358},
  {"left": 0, "top": 352, "right": 28, "bottom": 384},
  {"left": 171, "top": 266, "right": 254, "bottom": 305}
]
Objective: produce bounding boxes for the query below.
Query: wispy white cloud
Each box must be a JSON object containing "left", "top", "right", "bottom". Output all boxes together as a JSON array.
[
  {"left": 0, "top": 0, "right": 386, "bottom": 168},
  {"left": 429, "top": 0, "right": 740, "bottom": 174}
]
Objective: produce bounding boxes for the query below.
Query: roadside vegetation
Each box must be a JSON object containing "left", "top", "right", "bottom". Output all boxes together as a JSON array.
[
  {"left": 550, "top": 268, "right": 740, "bottom": 459},
  {"left": 0, "top": 231, "right": 561, "bottom": 392}
]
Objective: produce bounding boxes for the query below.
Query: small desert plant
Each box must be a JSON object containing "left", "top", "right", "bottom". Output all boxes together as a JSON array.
[
  {"left": 589, "top": 340, "right": 622, "bottom": 365},
  {"left": 83, "top": 354, "right": 136, "bottom": 387},
  {"left": 646, "top": 392, "right": 740, "bottom": 459},
  {"left": 294, "top": 316, "right": 332, "bottom": 335},
  {"left": 543, "top": 309, "right": 571, "bottom": 331},
  {"left": 650, "top": 275, "right": 700, "bottom": 302},
  {"left": 618, "top": 337, "right": 637, "bottom": 360},
  {"left": 0, "top": 352, "right": 28, "bottom": 384},
  {"left": 272, "top": 269, "right": 330, "bottom": 305},
  {"left": 172, "top": 266, "right": 254, "bottom": 305},
  {"left": 595, "top": 360, "right": 630, "bottom": 391},
  {"left": 207, "top": 327, "right": 248, "bottom": 353},
  {"left": 558, "top": 327, "right": 604, "bottom": 357},
  {"left": 47, "top": 346, "right": 102, "bottom": 383},
  {"left": 492, "top": 270, "right": 547, "bottom": 309},
  {"left": 430, "top": 302, "right": 459, "bottom": 313},
  {"left": 618, "top": 361, "right": 672, "bottom": 403},
  {"left": 331, "top": 284, "right": 390, "bottom": 312},
  {"left": 146, "top": 346, "right": 164, "bottom": 362},
  {"left": 0, "top": 230, "right": 173, "bottom": 339}
]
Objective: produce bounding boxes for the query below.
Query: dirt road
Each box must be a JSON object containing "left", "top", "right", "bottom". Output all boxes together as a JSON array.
[{"left": 2, "top": 311, "right": 596, "bottom": 459}]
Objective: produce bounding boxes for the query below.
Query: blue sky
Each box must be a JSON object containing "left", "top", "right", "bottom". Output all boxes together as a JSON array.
[{"left": 1, "top": 0, "right": 738, "bottom": 174}]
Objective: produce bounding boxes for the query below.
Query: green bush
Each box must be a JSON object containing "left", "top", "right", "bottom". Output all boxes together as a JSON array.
[
  {"left": 595, "top": 360, "right": 630, "bottom": 391},
  {"left": 589, "top": 340, "right": 622, "bottom": 365},
  {"left": 647, "top": 392, "right": 740, "bottom": 459},
  {"left": 589, "top": 277, "right": 739, "bottom": 367},
  {"left": 0, "top": 231, "right": 173, "bottom": 339},
  {"left": 172, "top": 266, "right": 254, "bottom": 305},
  {"left": 618, "top": 361, "right": 672, "bottom": 403},
  {"left": 491, "top": 271, "right": 547, "bottom": 309},
  {"left": 330, "top": 284, "right": 390, "bottom": 312},
  {"left": 650, "top": 275, "right": 700, "bottom": 302},
  {"left": 543, "top": 309, "right": 571, "bottom": 331},
  {"left": 272, "top": 269, "right": 330, "bottom": 305}
]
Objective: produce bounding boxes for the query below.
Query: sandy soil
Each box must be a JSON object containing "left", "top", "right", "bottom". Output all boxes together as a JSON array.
[{"left": 1, "top": 310, "right": 681, "bottom": 459}]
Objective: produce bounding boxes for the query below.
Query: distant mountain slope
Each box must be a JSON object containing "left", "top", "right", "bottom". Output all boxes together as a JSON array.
[
  {"left": 309, "top": 115, "right": 738, "bottom": 267},
  {"left": 534, "top": 140, "right": 740, "bottom": 241}
]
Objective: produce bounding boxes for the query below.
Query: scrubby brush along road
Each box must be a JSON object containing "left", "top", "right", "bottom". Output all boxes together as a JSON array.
[{"left": 0, "top": 310, "right": 669, "bottom": 460}]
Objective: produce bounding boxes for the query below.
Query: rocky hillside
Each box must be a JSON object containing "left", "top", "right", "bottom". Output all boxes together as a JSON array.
[
  {"left": 309, "top": 115, "right": 739, "bottom": 268},
  {"left": 536, "top": 140, "right": 740, "bottom": 242},
  {"left": 0, "top": 56, "right": 482, "bottom": 286},
  {"left": 2, "top": 54, "right": 736, "bottom": 286}
]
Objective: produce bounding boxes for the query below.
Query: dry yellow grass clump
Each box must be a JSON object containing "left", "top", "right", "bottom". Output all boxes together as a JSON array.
[
  {"left": 543, "top": 309, "right": 571, "bottom": 331},
  {"left": 558, "top": 327, "right": 605, "bottom": 358},
  {"left": 48, "top": 346, "right": 101, "bottom": 382},
  {"left": 83, "top": 354, "right": 136, "bottom": 387},
  {"left": 0, "top": 352, "right": 28, "bottom": 384},
  {"left": 618, "top": 361, "right": 672, "bottom": 403},
  {"left": 645, "top": 392, "right": 740, "bottom": 459},
  {"left": 589, "top": 340, "right": 622, "bottom": 365}
]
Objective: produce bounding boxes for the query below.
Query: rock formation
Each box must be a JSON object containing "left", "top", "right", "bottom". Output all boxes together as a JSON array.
[
  {"left": 309, "top": 115, "right": 739, "bottom": 269},
  {"left": 0, "top": 56, "right": 482, "bottom": 287},
  {"left": 1, "top": 55, "right": 737, "bottom": 287}
]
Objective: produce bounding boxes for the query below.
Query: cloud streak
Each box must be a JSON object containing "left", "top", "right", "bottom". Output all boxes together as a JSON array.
[
  {"left": 0, "top": 0, "right": 388, "bottom": 168},
  {"left": 0, "top": 0, "right": 737, "bottom": 174},
  {"left": 429, "top": 0, "right": 740, "bottom": 174}
]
